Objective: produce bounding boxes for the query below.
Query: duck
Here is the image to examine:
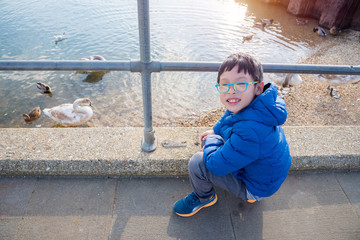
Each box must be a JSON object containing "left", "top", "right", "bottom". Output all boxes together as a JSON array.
[
  {"left": 329, "top": 26, "right": 340, "bottom": 36},
  {"left": 254, "top": 22, "right": 266, "bottom": 28},
  {"left": 54, "top": 32, "right": 65, "bottom": 42},
  {"left": 261, "top": 18, "right": 273, "bottom": 24},
  {"left": 23, "top": 106, "right": 41, "bottom": 123},
  {"left": 313, "top": 27, "right": 327, "bottom": 36},
  {"left": 36, "top": 82, "right": 52, "bottom": 93},
  {"left": 43, "top": 98, "right": 93, "bottom": 126},
  {"left": 327, "top": 86, "right": 341, "bottom": 99},
  {"left": 242, "top": 34, "right": 254, "bottom": 43},
  {"left": 296, "top": 18, "right": 309, "bottom": 25}
]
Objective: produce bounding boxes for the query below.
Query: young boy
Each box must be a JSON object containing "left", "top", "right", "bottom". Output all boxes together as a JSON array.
[{"left": 173, "top": 52, "right": 291, "bottom": 217}]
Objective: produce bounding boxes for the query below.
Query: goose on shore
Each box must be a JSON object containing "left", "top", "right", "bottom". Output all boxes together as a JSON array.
[
  {"left": 265, "top": 73, "right": 302, "bottom": 87},
  {"left": 43, "top": 98, "right": 93, "bottom": 126},
  {"left": 283, "top": 74, "right": 302, "bottom": 87}
]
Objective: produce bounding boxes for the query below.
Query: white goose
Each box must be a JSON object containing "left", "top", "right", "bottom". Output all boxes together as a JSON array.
[
  {"left": 265, "top": 73, "right": 302, "bottom": 87},
  {"left": 77, "top": 55, "right": 107, "bottom": 74},
  {"left": 43, "top": 98, "right": 93, "bottom": 126}
]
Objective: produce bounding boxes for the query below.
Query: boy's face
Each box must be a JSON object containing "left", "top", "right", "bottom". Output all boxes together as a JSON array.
[{"left": 218, "top": 66, "right": 263, "bottom": 114}]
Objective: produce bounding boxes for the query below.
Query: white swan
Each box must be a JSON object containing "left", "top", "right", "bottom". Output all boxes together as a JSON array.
[{"left": 43, "top": 98, "right": 93, "bottom": 126}]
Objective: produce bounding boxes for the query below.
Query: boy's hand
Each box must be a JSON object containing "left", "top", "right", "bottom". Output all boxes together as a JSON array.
[
  {"left": 200, "top": 130, "right": 215, "bottom": 141},
  {"left": 201, "top": 140, "right": 206, "bottom": 151},
  {"left": 200, "top": 130, "right": 215, "bottom": 151}
]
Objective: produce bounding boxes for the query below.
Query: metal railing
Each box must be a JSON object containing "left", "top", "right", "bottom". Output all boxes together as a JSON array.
[{"left": 1, "top": 0, "right": 360, "bottom": 152}]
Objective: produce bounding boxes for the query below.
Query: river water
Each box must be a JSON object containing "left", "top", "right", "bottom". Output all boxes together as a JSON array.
[{"left": 0, "top": 0, "right": 327, "bottom": 128}]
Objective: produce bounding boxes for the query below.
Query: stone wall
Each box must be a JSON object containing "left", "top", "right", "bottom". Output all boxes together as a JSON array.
[{"left": 261, "top": 0, "right": 360, "bottom": 30}]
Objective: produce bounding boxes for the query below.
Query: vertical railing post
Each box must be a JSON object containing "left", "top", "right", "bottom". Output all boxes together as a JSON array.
[{"left": 137, "top": 0, "right": 156, "bottom": 152}]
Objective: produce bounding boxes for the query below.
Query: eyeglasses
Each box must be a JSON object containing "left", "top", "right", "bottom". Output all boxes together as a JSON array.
[{"left": 215, "top": 81, "right": 258, "bottom": 93}]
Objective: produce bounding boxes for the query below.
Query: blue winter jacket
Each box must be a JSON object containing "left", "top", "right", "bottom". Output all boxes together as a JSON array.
[{"left": 203, "top": 83, "right": 291, "bottom": 197}]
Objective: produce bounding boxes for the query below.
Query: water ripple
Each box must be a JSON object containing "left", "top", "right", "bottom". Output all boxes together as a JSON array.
[{"left": 0, "top": 0, "right": 330, "bottom": 127}]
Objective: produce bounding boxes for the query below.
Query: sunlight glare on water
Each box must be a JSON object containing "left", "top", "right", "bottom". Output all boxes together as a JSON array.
[{"left": 0, "top": 0, "right": 324, "bottom": 128}]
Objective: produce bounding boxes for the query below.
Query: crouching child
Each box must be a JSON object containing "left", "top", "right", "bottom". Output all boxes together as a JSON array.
[{"left": 173, "top": 52, "right": 292, "bottom": 217}]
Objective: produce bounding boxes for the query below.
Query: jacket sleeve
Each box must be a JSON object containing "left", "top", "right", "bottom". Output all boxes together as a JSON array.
[
  {"left": 275, "top": 96, "right": 288, "bottom": 125},
  {"left": 203, "top": 128, "right": 260, "bottom": 176}
]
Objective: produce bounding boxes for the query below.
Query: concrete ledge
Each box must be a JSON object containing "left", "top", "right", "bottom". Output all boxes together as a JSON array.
[{"left": 0, "top": 126, "right": 359, "bottom": 176}]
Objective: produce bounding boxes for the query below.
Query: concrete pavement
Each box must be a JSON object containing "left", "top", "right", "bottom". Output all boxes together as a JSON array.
[
  {"left": 1, "top": 126, "right": 359, "bottom": 176},
  {"left": 1, "top": 170, "right": 359, "bottom": 240},
  {"left": 1, "top": 126, "right": 359, "bottom": 239}
]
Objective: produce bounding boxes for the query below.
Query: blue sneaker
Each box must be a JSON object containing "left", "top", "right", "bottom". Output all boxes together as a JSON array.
[{"left": 173, "top": 192, "right": 218, "bottom": 217}]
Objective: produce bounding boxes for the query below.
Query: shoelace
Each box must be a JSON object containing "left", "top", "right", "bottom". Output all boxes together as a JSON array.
[{"left": 186, "top": 192, "right": 200, "bottom": 205}]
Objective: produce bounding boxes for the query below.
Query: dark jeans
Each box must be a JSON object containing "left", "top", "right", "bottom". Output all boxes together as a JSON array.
[{"left": 188, "top": 152, "right": 247, "bottom": 202}]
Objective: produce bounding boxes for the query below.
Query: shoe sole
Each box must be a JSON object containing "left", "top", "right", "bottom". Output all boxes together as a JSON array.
[{"left": 175, "top": 194, "right": 218, "bottom": 217}]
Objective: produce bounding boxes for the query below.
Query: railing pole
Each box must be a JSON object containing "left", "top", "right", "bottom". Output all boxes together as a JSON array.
[{"left": 137, "top": 0, "right": 156, "bottom": 152}]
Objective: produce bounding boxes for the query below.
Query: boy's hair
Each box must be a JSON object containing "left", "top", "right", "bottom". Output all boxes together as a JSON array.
[{"left": 217, "top": 53, "right": 263, "bottom": 83}]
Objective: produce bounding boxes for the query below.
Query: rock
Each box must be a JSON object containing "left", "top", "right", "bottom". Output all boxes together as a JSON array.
[
  {"left": 261, "top": 0, "right": 290, "bottom": 7},
  {"left": 286, "top": 0, "right": 360, "bottom": 29},
  {"left": 351, "top": 4, "right": 360, "bottom": 30},
  {"left": 329, "top": 26, "right": 340, "bottom": 35},
  {"left": 287, "top": 0, "right": 316, "bottom": 16}
]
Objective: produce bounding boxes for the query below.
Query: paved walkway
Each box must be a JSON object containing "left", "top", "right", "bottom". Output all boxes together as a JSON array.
[{"left": 1, "top": 170, "right": 359, "bottom": 240}]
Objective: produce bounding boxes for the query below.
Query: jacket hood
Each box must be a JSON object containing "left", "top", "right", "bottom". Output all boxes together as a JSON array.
[{"left": 230, "top": 83, "right": 287, "bottom": 126}]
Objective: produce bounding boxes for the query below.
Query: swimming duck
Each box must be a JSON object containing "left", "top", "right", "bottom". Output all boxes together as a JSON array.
[
  {"left": 54, "top": 32, "right": 65, "bottom": 42},
  {"left": 254, "top": 22, "right": 266, "bottom": 28},
  {"left": 313, "top": 27, "right": 327, "bottom": 36},
  {"left": 329, "top": 26, "right": 340, "bottom": 36},
  {"left": 36, "top": 82, "right": 52, "bottom": 93},
  {"left": 261, "top": 18, "right": 273, "bottom": 24},
  {"left": 43, "top": 98, "right": 93, "bottom": 126},
  {"left": 23, "top": 106, "right": 41, "bottom": 123},
  {"left": 242, "top": 34, "right": 254, "bottom": 43},
  {"left": 296, "top": 18, "right": 308, "bottom": 25}
]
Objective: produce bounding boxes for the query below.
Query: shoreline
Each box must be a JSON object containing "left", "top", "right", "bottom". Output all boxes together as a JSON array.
[{"left": 174, "top": 29, "right": 360, "bottom": 128}]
